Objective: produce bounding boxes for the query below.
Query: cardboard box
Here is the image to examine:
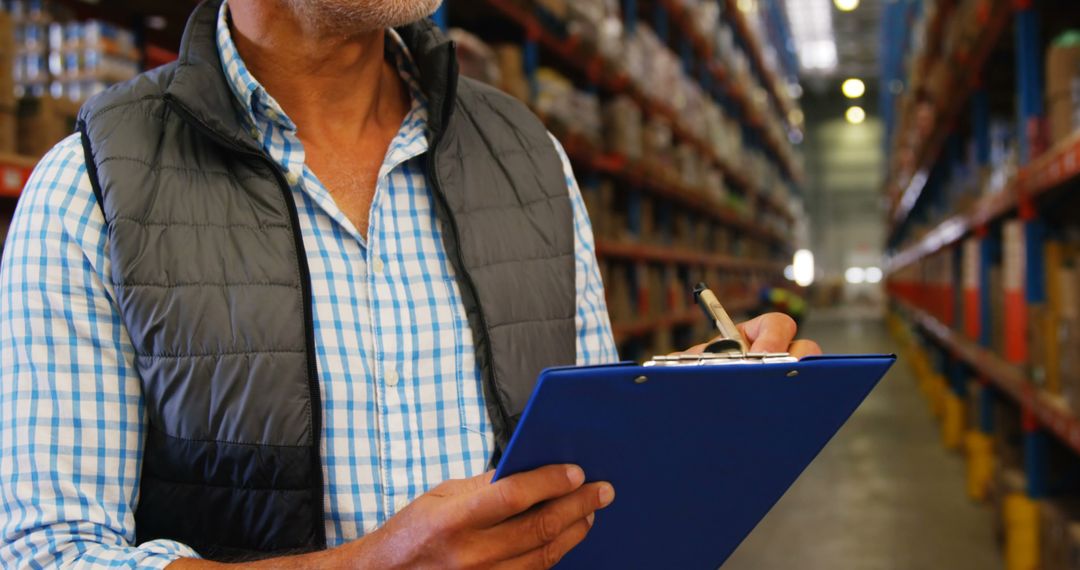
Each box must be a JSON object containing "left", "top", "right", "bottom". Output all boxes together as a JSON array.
[
  {"left": 493, "top": 44, "right": 529, "bottom": 103},
  {"left": 1040, "top": 498, "right": 1080, "bottom": 570},
  {"left": 1047, "top": 39, "right": 1080, "bottom": 145},
  {"left": 1060, "top": 263, "right": 1080, "bottom": 420},
  {"left": 0, "top": 110, "right": 15, "bottom": 154},
  {"left": 1041, "top": 242, "right": 1066, "bottom": 394},
  {"left": 17, "top": 96, "right": 80, "bottom": 158},
  {"left": 0, "top": 12, "right": 13, "bottom": 108},
  {"left": 605, "top": 262, "right": 633, "bottom": 323},
  {"left": 602, "top": 95, "right": 642, "bottom": 160}
]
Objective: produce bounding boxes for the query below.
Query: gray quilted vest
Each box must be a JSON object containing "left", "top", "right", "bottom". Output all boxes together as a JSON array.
[{"left": 76, "top": 0, "right": 575, "bottom": 560}]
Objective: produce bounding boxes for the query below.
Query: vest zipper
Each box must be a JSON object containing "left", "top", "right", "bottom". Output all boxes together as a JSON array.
[
  {"left": 425, "top": 151, "right": 511, "bottom": 453},
  {"left": 424, "top": 43, "right": 513, "bottom": 457},
  {"left": 163, "top": 96, "right": 328, "bottom": 549}
]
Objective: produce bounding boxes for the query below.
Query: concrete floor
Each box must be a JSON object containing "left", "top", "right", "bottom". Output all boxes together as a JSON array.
[{"left": 722, "top": 307, "right": 1003, "bottom": 570}]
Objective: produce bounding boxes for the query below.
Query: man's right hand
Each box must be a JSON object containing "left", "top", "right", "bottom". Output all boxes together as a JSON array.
[
  {"left": 355, "top": 464, "right": 615, "bottom": 569},
  {"left": 168, "top": 464, "right": 613, "bottom": 569}
]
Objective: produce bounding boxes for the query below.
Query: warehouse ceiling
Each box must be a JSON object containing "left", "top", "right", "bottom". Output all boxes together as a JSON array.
[
  {"left": 832, "top": 0, "right": 884, "bottom": 79},
  {"left": 783, "top": 0, "right": 884, "bottom": 83}
]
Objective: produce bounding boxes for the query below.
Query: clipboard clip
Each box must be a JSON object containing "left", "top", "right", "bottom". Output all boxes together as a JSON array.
[{"left": 644, "top": 353, "right": 798, "bottom": 367}]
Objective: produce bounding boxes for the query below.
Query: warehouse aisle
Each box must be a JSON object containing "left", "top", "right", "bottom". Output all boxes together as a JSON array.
[{"left": 722, "top": 307, "right": 1002, "bottom": 570}]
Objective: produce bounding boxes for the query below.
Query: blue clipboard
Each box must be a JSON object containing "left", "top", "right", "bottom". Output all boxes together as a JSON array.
[{"left": 492, "top": 354, "right": 896, "bottom": 569}]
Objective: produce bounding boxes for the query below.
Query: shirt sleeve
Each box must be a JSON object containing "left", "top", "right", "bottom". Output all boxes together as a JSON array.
[
  {"left": 0, "top": 135, "right": 200, "bottom": 568},
  {"left": 548, "top": 134, "right": 619, "bottom": 365}
]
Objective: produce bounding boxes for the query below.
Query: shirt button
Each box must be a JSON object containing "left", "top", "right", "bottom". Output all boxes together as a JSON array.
[
  {"left": 372, "top": 257, "right": 385, "bottom": 274},
  {"left": 385, "top": 368, "right": 399, "bottom": 387},
  {"left": 394, "top": 497, "right": 409, "bottom": 512},
  {"left": 285, "top": 170, "right": 300, "bottom": 185}
]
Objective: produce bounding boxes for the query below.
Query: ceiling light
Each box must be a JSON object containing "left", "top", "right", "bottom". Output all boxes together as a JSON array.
[
  {"left": 865, "top": 267, "right": 883, "bottom": 284},
  {"left": 146, "top": 16, "right": 168, "bottom": 30},
  {"left": 845, "top": 267, "right": 866, "bottom": 284},
  {"left": 841, "top": 78, "right": 865, "bottom": 99},
  {"left": 845, "top": 106, "right": 866, "bottom": 124},
  {"left": 834, "top": 0, "right": 859, "bottom": 11},
  {"left": 784, "top": 0, "right": 838, "bottom": 74},
  {"left": 793, "top": 250, "right": 815, "bottom": 287}
]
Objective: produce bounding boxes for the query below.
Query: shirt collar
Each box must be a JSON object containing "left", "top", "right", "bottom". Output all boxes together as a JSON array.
[{"left": 215, "top": 0, "right": 428, "bottom": 135}]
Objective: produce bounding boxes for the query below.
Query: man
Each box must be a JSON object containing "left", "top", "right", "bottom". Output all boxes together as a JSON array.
[{"left": 0, "top": 0, "right": 820, "bottom": 567}]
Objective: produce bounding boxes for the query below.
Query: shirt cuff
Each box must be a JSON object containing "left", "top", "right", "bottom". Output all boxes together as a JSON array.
[{"left": 71, "top": 539, "right": 201, "bottom": 568}]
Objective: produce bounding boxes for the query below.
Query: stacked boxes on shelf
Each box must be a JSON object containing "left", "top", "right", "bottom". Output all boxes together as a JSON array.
[
  {"left": 9, "top": 1, "right": 139, "bottom": 101},
  {"left": 50, "top": 19, "right": 141, "bottom": 102},
  {"left": 0, "top": 1, "right": 141, "bottom": 157}
]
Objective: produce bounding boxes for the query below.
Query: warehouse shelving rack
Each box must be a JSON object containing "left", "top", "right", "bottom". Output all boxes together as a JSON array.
[
  {"left": 452, "top": 0, "right": 803, "bottom": 358},
  {"left": 884, "top": 0, "right": 1080, "bottom": 513},
  {"left": 885, "top": 0, "right": 1012, "bottom": 237}
]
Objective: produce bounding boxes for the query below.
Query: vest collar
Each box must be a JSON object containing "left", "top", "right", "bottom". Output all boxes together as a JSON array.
[{"left": 165, "top": 0, "right": 458, "bottom": 151}]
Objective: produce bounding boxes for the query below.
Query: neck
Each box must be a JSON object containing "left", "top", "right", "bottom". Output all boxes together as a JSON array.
[{"left": 227, "top": 1, "right": 409, "bottom": 140}]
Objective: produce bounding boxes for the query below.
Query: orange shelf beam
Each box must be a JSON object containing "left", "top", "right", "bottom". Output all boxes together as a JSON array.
[
  {"left": 0, "top": 153, "right": 40, "bottom": 199},
  {"left": 596, "top": 239, "right": 786, "bottom": 272}
]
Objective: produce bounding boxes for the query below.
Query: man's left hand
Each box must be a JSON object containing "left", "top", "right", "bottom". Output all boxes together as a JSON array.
[{"left": 680, "top": 313, "right": 822, "bottom": 358}]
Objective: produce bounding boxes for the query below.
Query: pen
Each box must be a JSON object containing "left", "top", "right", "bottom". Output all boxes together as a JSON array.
[{"left": 692, "top": 282, "right": 750, "bottom": 355}]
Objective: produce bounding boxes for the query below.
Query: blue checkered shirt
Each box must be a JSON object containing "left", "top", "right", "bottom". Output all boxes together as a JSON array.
[{"left": 0, "top": 3, "right": 617, "bottom": 566}]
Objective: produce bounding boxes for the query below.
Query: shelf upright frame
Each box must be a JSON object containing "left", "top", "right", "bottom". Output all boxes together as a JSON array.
[
  {"left": 622, "top": 0, "right": 638, "bottom": 35},
  {"left": 1024, "top": 407, "right": 1049, "bottom": 498},
  {"left": 523, "top": 28, "right": 540, "bottom": 106},
  {"left": 979, "top": 375, "right": 996, "bottom": 435},
  {"left": 1015, "top": 0, "right": 1044, "bottom": 165},
  {"left": 1014, "top": 1, "right": 1050, "bottom": 494},
  {"left": 979, "top": 226, "right": 996, "bottom": 349},
  {"left": 952, "top": 242, "right": 964, "bottom": 328},
  {"left": 654, "top": 1, "right": 669, "bottom": 44}
]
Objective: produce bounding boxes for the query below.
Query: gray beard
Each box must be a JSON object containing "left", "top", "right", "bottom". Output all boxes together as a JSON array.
[{"left": 283, "top": 0, "right": 443, "bottom": 35}]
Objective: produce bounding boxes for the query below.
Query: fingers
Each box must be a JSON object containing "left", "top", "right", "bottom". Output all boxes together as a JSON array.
[
  {"left": 465, "top": 464, "right": 587, "bottom": 528},
  {"left": 736, "top": 313, "right": 797, "bottom": 353},
  {"left": 487, "top": 481, "right": 614, "bottom": 555},
  {"left": 457, "top": 470, "right": 497, "bottom": 494},
  {"left": 494, "top": 518, "right": 594, "bottom": 570},
  {"left": 789, "top": 339, "right": 823, "bottom": 359}
]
